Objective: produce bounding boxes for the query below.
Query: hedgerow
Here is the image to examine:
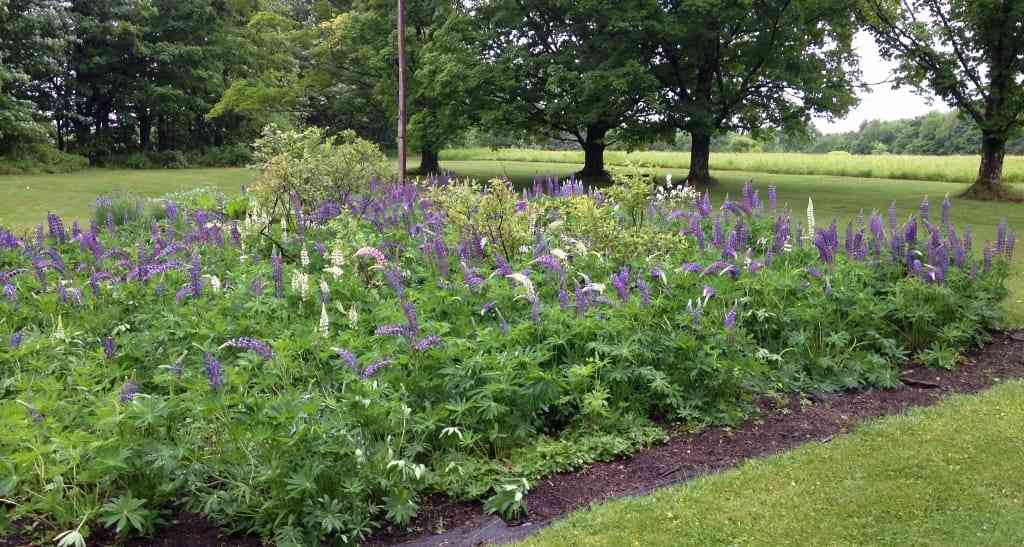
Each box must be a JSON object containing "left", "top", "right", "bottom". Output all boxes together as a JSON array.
[{"left": 0, "top": 170, "right": 1012, "bottom": 545}]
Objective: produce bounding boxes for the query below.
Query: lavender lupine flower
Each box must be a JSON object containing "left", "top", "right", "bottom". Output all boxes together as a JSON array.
[
  {"left": 355, "top": 246, "right": 388, "bottom": 267},
  {"left": 402, "top": 300, "right": 420, "bottom": 335},
  {"left": 574, "top": 286, "right": 590, "bottom": 317},
  {"left": 712, "top": 216, "right": 724, "bottom": 248},
  {"left": 3, "top": 282, "right": 15, "bottom": 302},
  {"left": 680, "top": 262, "right": 702, "bottom": 274},
  {"left": 558, "top": 285, "right": 570, "bottom": 310},
  {"left": 611, "top": 268, "right": 631, "bottom": 302},
  {"left": 222, "top": 337, "right": 273, "bottom": 359},
  {"left": 996, "top": 218, "right": 1008, "bottom": 254},
  {"left": 806, "top": 267, "right": 823, "bottom": 279},
  {"left": 941, "top": 195, "right": 951, "bottom": 227},
  {"left": 767, "top": 185, "right": 777, "bottom": 211},
  {"left": 702, "top": 285, "right": 716, "bottom": 300},
  {"left": 46, "top": 212, "right": 67, "bottom": 244},
  {"left": 983, "top": 244, "right": 996, "bottom": 273},
  {"left": 722, "top": 199, "right": 750, "bottom": 218},
  {"left": 336, "top": 348, "right": 360, "bottom": 373},
  {"left": 636, "top": 278, "right": 651, "bottom": 307},
  {"left": 102, "top": 337, "right": 116, "bottom": 359},
  {"left": 529, "top": 294, "right": 542, "bottom": 323},
  {"left": 9, "top": 330, "right": 24, "bottom": 348},
  {"left": 724, "top": 304, "right": 738, "bottom": 331},
  {"left": 118, "top": 380, "right": 139, "bottom": 404},
  {"left": 495, "top": 254, "right": 513, "bottom": 276},
  {"left": 919, "top": 195, "right": 930, "bottom": 222},
  {"left": 413, "top": 335, "right": 443, "bottom": 352},
  {"left": 272, "top": 250, "right": 284, "bottom": 298},
  {"left": 1008, "top": 230, "right": 1017, "bottom": 259},
  {"left": 189, "top": 254, "right": 202, "bottom": 298},
  {"left": 904, "top": 216, "right": 918, "bottom": 246},
  {"left": 963, "top": 225, "right": 973, "bottom": 254},
  {"left": 34, "top": 224, "right": 43, "bottom": 247},
  {"left": 696, "top": 191, "right": 712, "bottom": 217},
  {"left": 432, "top": 238, "right": 450, "bottom": 276},
  {"left": 535, "top": 254, "right": 565, "bottom": 278},
  {"left": 375, "top": 324, "right": 411, "bottom": 338},
  {"left": 106, "top": 211, "right": 116, "bottom": 235},
  {"left": 229, "top": 222, "right": 241, "bottom": 247},
  {"left": 813, "top": 231, "right": 835, "bottom": 264},
  {"left": 165, "top": 200, "right": 179, "bottom": 222},
  {"left": 204, "top": 353, "right": 224, "bottom": 390},
  {"left": 361, "top": 359, "right": 392, "bottom": 379},
  {"left": 383, "top": 268, "right": 405, "bottom": 298},
  {"left": 461, "top": 261, "right": 484, "bottom": 289}
]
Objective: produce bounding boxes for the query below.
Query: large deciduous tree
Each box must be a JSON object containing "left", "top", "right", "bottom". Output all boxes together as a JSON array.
[
  {"left": 859, "top": 0, "right": 1024, "bottom": 199},
  {"left": 651, "top": 0, "right": 859, "bottom": 185},
  {"left": 476, "top": 0, "right": 661, "bottom": 181}
]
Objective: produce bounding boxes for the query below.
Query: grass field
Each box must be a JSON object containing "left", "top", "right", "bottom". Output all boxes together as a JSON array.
[
  {"left": 0, "top": 167, "right": 253, "bottom": 230},
  {"left": 520, "top": 380, "right": 1024, "bottom": 546},
  {"left": 442, "top": 147, "right": 1024, "bottom": 184},
  {"left": 3, "top": 161, "right": 1023, "bottom": 323}
]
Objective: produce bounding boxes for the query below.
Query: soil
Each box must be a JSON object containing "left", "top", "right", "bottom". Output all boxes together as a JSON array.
[{"left": 5, "top": 331, "right": 1024, "bottom": 547}]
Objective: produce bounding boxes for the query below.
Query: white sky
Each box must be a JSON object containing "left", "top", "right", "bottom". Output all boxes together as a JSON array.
[{"left": 813, "top": 32, "right": 949, "bottom": 134}]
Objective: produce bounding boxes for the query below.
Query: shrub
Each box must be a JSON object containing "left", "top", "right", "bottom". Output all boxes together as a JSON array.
[
  {"left": 0, "top": 143, "right": 89, "bottom": 174},
  {"left": 0, "top": 177, "right": 1011, "bottom": 545},
  {"left": 250, "top": 125, "right": 394, "bottom": 214}
]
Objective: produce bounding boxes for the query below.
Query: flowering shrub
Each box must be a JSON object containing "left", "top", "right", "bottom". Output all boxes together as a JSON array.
[{"left": 0, "top": 177, "right": 1011, "bottom": 544}]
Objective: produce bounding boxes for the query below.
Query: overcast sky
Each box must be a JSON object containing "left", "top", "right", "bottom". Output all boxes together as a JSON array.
[{"left": 813, "top": 32, "right": 949, "bottom": 134}]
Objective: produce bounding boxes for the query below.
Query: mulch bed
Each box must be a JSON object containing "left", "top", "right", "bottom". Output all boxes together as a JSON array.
[{"left": 6, "top": 331, "right": 1024, "bottom": 546}]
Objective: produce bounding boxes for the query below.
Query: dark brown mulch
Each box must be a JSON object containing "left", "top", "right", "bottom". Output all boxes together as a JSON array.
[{"left": 5, "top": 331, "right": 1023, "bottom": 547}]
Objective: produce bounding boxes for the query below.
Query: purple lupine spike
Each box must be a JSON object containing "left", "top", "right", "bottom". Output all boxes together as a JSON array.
[
  {"left": 164, "top": 201, "right": 179, "bottom": 222},
  {"left": 806, "top": 266, "right": 823, "bottom": 279},
  {"left": 813, "top": 231, "right": 835, "bottom": 264},
  {"left": 844, "top": 221, "right": 854, "bottom": 255},
  {"left": 3, "top": 283, "right": 15, "bottom": 302},
  {"left": 636, "top": 278, "right": 651, "bottom": 307},
  {"left": 696, "top": 192, "right": 711, "bottom": 218},
  {"left": 772, "top": 215, "right": 790, "bottom": 253},
  {"left": 375, "top": 324, "right": 411, "bottom": 338},
  {"left": 189, "top": 254, "right": 202, "bottom": 298},
  {"left": 34, "top": 224, "right": 43, "bottom": 247},
  {"left": 249, "top": 277, "right": 265, "bottom": 297},
  {"left": 384, "top": 268, "right": 405, "bottom": 298},
  {"left": 314, "top": 241, "right": 326, "bottom": 257},
  {"left": 106, "top": 211, "right": 115, "bottom": 235},
  {"left": 681, "top": 262, "right": 703, "bottom": 274},
  {"left": 402, "top": 301, "right": 420, "bottom": 335},
  {"left": 536, "top": 255, "right": 565, "bottom": 279},
  {"left": 919, "top": 196, "right": 929, "bottom": 222},
  {"left": 413, "top": 335, "right": 443, "bottom": 352},
  {"left": 336, "top": 348, "right": 360, "bottom": 373},
  {"left": 230, "top": 222, "right": 241, "bottom": 247},
  {"left": 904, "top": 216, "right": 917, "bottom": 246},
  {"left": 9, "top": 330, "right": 24, "bottom": 348},
  {"left": 1008, "top": 231, "right": 1017, "bottom": 259},
  {"left": 983, "top": 244, "right": 995, "bottom": 273},
  {"left": 44, "top": 212, "right": 64, "bottom": 243},
  {"left": 102, "top": 337, "right": 116, "bottom": 359},
  {"left": 223, "top": 337, "right": 273, "bottom": 360},
  {"left": 996, "top": 218, "right": 1008, "bottom": 254},
  {"left": 941, "top": 195, "right": 951, "bottom": 227},
  {"left": 712, "top": 217, "right": 724, "bottom": 248},
  {"left": 118, "top": 380, "right": 139, "bottom": 404},
  {"left": 361, "top": 359, "right": 393, "bottom": 379},
  {"left": 574, "top": 286, "right": 590, "bottom": 317},
  {"left": 204, "top": 353, "right": 224, "bottom": 390},
  {"left": 723, "top": 303, "right": 738, "bottom": 331},
  {"left": 432, "top": 239, "right": 450, "bottom": 276},
  {"left": 272, "top": 250, "right": 284, "bottom": 298},
  {"left": 0, "top": 228, "right": 20, "bottom": 249},
  {"left": 611, "top": 268, "right": 631, "bottom": 302},
  {"left": 963, "top": 225, "right": 973, "bottom": 254},
  {"left": 461, "top": 261, "right": 484, "bottom": 289},
  {"left": 558, "top": 285, "right": 570, "bottom": 309},
  {"left": 528, "top": 294, "right": 542, "bottom": 323},
  {"left": 767, "top": 185, "right": 777, "bottom": 211}
]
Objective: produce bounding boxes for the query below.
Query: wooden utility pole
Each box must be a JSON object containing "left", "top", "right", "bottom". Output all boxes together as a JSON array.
[{"left": 396, "top": 0, "right": 408, "bottom": 182}]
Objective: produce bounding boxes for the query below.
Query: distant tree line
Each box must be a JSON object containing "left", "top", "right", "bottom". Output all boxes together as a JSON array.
[{"left": 1, "top": 0, "right": 1023, "bottom": 197}]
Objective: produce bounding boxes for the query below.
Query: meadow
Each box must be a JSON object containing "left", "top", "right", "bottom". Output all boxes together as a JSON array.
[{"left": 442, "top": 148, "right": 1024, "bottom": 184}]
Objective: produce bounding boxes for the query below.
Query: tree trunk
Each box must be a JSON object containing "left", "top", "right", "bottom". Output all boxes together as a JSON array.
[
  {"left": 578, "top": 125, "right": 609, "bottom": 182},
  {"left": 138, "top": 110, "right": 151, "bottom": 151},
  {"left": 419, "top": 147, "right": 441, "bottom": 175},
  {"left": 688, "top": 130, "right": 712, "bottom": 185},
  {"left": 963, "top": 131, "right": 1014, "bottom": 200}
]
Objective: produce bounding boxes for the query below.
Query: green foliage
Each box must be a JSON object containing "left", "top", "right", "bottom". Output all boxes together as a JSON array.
[
  {"left": 0, "top": 170, "right": 1011, "bottom": 546},
  {"left": 250, "top": 125, "right": 393, "bottom": 211},
  {"left": 0, "top": 144, "right": 88, "bottom": 175}
]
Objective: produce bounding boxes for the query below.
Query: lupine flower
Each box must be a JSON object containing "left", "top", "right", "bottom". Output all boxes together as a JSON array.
[
  {"left": 3, "top": 283, "right": 16, "bottom": 302},
  {"left": 230, "top": 221, "right": 241, "bottom": 246},
  {"left": 106, "top": 211, "right": 116, "bottom": 234},
  {"left": 535, "top": 254, "right": 565, "bottom": 279},
  {"left": 220, "top": 337, "right": 273, "bottom": 360},
  {"left": 904, "top": 216, "right": 918, "bottom": 246},
  {"left": 118, "top": 380, "right": 139, "bottom": 403},
  {"left": 402, "top": 300, "right": 420, "bottom": 335},
  {"left": 204, "top": 353, "right": 224, "bottom": 390},
  {"left": 318, "top": 303, "right": 330, "bottom": 337},
  {"left": 300, "top": 246, "right": 310, "bottom": 269},
  {"left": 686, "top": 299, "right": 703, "bottom": 326},
  {"left": 997, "top": 218, "right": 1008, "bottom": 254},
  {"left": 375, "top": 324, "right": 409, "bottom": 338},
  {"left": 272, "top": 250, "right": 284, "bottom": 298},
  {"left": 1008, "top": 230, "right": 1017, "bottom": 259},
  {"left": 702, "top": 285, "right": 716, "bottom": 301},
  {"left": 806, "top": 267, "right": 823, "bottom": 279},
  {"left": 461, "top": 262, "right": 484, "bottom": 289},
  {"left": 806, "top": 197, "right": 815, "bottom": 234},
  {"left": 941, "top": 195, "right": 951, "bottom": 227},
  {"left": 611, "top": 268, "right": 631, "bottom": 302},
  {"left": 983, "top": 245, "right": 995, "bottom": 273},
  {"left": 361, "top": 359, "right": 392, "bottom": 379},
  {"left": 355, "top": 246, "right": 388, "bottom": 267},
  {"left": 724, "top": 304, "right": 737, "bottom": 330},
  {"left": 9, "top": 330, "right": 24, "bottom": 348},
  {"left": 696, "top": 192, "right": 712, "bottom": 217},
  {"left": 637, "top": 278, "right": 651, "bottom": 307},
  {"left": 291, "top": 271, "right": 310, "bottom": 300},
  {"left": 102, "top": 337, "right": 116, "bottom": 359},
  {"left": 335, "top": 348, "right": 360, "bottom": 373},
  {"left": 767, "top": 185, "right": 777, "bottom": 211},
  {"left": 383, "top": 268, "right": 405, "bottom": 298},
  {"left": 413, "top": 335, "right": 443, "bottom": 352},
  {"left": 189, "top": 254, "right": 202, "bottom": 298},
  {"left": 47, "top": 212, "right": 67, "bottom": 244},
  {"left": 919, "top": 195, "right": 929, "bottom": 221}
]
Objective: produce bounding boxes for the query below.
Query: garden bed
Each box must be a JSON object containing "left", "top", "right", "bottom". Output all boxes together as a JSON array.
[{"left": 4, "top": 329, "right": 1014, "bottom": 547}]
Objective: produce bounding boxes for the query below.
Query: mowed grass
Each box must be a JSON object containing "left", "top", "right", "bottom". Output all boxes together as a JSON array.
[
  {"left": 519, "top": 380, "right": 1024, "bottom": 547},
  {"left": 0, "top": 167, "right": 254, "bottom": 231},
  {"left": 442, "top": 147, "right": 1024, "bottom": 184}
]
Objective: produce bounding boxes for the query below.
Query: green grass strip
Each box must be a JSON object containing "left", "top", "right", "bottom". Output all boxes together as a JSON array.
[{"left": 521, "top": 381, "right": 1024, "bottom": 546}]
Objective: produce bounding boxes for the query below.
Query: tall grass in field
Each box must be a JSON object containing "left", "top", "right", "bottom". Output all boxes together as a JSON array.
[{"left": 441, "top": 148, "right": 1024, "bottom": 184}]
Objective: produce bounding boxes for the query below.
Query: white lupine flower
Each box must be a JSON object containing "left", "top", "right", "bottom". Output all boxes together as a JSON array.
[
  {"left": 205, "top": 275, "right": 222, "bottom": 292},
  {"left": 291, "top": 271, "right": 309, "bottom": 301},
  {"left": 348, "top": 306, "right": 359, "bottom": 328},
  {"left": 582, "top": 283, "right": 606, "bottom": 294},
  {"left": 318, "top": 303, "right": 330, "bottom": 338},
  {"left": 330, "top": 247, "right": 345, "bottom": 268},
  {"left": 300, "top": 247, "right": 310, "bottom": 269},
  {"left": 281, "top": 220, "right": 289, "bottom": 242},
  {"left": 806, "top": 197, "right": 815, "bottom": 236},
  {"left": 666, "top": 174, "right": 672, "bottom": 186},
  {"left": 550, "top": 248, "right": 568, "bottom": 261},
  {"left": 319, "top": 278, "right": 329, "bottom": 297},
  {"left": 505, "top": 272, "right": 535, "bottom": 296}
]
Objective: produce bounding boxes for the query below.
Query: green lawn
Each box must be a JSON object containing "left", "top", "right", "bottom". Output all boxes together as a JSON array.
[
  {"left": 0, "top": 167, "right": 254, "bottom": 231},
  {"left": 520, "top": 380, "right": 1024, "bottom": 547}
]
